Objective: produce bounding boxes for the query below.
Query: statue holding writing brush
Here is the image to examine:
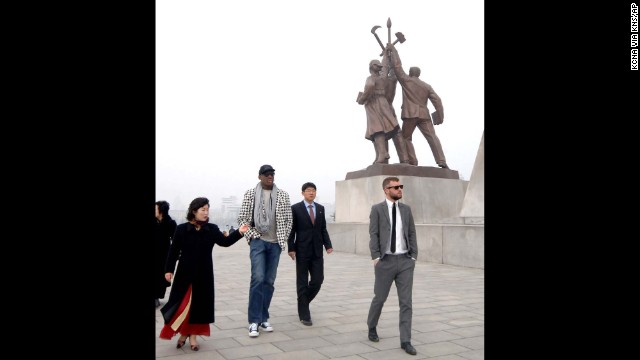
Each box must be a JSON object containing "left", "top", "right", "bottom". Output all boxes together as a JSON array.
[{"left": 356, "top": 18, "right": 409, "bottom": 165}]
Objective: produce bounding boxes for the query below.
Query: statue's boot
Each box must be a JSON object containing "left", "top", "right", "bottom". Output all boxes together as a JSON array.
[{"left": 373, "top": 135, "right": 390, "bottom": 164}]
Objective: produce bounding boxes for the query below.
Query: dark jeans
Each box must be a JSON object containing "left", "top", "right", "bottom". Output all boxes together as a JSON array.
[{"left": 248, "top": 239, "right": 281, "bottom": 324}]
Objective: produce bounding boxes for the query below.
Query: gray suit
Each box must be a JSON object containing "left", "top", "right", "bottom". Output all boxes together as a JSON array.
[{"left": 367, "top": 200, "right": 418, "bottom": 343}]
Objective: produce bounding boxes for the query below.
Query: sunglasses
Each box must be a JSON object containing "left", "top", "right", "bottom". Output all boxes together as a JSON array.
[{"left": 386, "top": 185, "right": 404, "bottom": 190}]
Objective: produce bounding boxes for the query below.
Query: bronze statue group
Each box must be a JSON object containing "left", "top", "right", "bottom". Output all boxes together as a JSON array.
[{"left": 357, "top": 23, "right": 449, "bottom": 170}]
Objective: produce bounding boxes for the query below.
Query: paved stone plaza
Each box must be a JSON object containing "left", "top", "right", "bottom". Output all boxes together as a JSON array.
[{"left": 155, "top": 244, "right": 484, "bottom": 359}]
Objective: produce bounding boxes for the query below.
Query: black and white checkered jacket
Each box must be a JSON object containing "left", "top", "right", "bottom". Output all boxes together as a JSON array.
[{"left": 237, "top": 186, "right": 293, "bottom": 251}]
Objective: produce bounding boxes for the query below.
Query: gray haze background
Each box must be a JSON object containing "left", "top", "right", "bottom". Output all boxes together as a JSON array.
[{"left": 156, "top": 0, "right": 484, "bottom": 212}]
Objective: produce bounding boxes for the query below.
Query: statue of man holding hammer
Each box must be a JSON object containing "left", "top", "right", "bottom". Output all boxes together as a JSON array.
[{"left": 387, "top": 42, "right": 448, "bottom": 168}]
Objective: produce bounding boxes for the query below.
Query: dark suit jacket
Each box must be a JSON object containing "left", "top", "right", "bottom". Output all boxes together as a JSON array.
[
  {"left": 287, "top": 201, "right": 332, "bottom": 258},
  {"left": 369, "top": 200, "right": 418, "bottom": 260}
]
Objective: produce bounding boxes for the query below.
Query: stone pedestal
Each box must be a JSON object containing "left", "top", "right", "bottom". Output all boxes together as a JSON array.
[
  {"left": 336, "top": 164, "right": 467, "bottom": 224},
  {"left": 329, "top": 162, "right": 484, "bottom": 269},
  {"left": 345, "top": 163, "right": 460, "bottom": 180}
]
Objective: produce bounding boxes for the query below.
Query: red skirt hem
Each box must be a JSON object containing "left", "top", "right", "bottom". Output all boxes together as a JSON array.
[{"left": 159, "top": 284, "right": 211, "bottom": 339}]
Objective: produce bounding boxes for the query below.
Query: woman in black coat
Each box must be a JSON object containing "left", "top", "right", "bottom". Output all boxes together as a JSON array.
[
  {"left": 155, "top": 200, "right": 177, "bottom": 307},
  {"left": 159, "top": 197, "right": 248, "bottom": 351}
]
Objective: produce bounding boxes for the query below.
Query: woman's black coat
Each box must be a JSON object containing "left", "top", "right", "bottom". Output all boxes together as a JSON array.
[
  {"left": 161, "top": 222, "right": 242, "bottom": 325},
  {"left": 155, "top": 215, "right": 176, "bottom": 299}
]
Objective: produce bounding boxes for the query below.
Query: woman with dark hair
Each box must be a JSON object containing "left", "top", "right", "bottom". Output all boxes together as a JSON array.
[
  {"left": 155, "top": 200, "right": 177, "bottom": 307},
  {"left": 159, "top": 197, "right": 248, "bottom": 351}
]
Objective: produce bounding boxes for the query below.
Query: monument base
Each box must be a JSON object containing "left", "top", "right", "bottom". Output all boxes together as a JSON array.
[
  {"left": 332, "top": 164, "right": 482, "bottom": 269},
  {"left": 345, "top": 163, "right": 459, "bottom": 180},
  {"left": 335, "top": 171, "right": 468, "bottom": 224}
]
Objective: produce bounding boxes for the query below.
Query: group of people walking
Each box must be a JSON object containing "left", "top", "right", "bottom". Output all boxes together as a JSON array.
[{"left": 155, "top": 164, "right": 419, "bottom": 355}]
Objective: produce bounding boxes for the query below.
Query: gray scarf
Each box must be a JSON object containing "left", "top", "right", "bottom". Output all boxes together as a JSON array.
[{"left": 253, "top": 182, "right": 277, "bottom": 233}]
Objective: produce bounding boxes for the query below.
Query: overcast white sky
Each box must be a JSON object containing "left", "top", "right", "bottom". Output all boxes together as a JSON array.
[{"left": 156, "top": 0, "right": 484, "bottom": 210}]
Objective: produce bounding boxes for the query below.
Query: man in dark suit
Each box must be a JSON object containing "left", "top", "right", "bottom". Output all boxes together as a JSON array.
[
  {"left": 367, "top": 176, "right": 418, "bottom": 355},
  {"left": 287, "top": 182, "right": 333, "bottom": 326}
]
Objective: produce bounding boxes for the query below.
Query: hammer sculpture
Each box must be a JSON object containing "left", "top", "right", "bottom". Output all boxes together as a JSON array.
[
  {"left": 380, "top": 32, "right": 406, "bottom": 56},
  {"left": 371, "top": 20, "right": 406, "bottom": 57}
]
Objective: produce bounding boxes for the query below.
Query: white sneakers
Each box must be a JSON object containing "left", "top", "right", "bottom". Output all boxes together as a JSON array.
[
  {"left": 249, "top": 323, "right": 259, "bottom": 337},
  {"left": 249, "top": 322, "right": 274, "bottom": 337}
]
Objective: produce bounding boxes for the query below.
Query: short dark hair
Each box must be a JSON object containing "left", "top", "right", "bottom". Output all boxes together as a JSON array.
[
  {"left": 155, "top": 200, "right": 170, "bottom": 217},
  {"left": 382, "top": 176, "right": 400, "bottom": 189},
  {"left": 186, "top": 197, "right": 209, "bottom": 221},
  {"left": 301, "top": 182, "right": 316, "bottom": 192}
]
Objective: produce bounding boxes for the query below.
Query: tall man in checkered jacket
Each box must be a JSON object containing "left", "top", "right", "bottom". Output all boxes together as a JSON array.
[{"left": 237, "top": 164, "right": 293, "bottom": 337}]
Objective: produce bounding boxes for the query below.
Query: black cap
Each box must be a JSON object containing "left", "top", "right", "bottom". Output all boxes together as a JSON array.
[{"left": 259, "top": 164, "right": 275, "bottom": 175}]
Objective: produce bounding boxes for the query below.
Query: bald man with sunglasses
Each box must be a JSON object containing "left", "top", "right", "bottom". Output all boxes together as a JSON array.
[{"left": 367, "top": 176, "right": 418, "bottom": 355}]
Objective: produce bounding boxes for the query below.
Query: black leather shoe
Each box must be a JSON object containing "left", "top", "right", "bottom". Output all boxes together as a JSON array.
[
  {"left": 401, "top": 342, "right": 417, "bottom": 355},
  {"left": 368, "top": 327, "right": 379, "bottom": 342},
  {"left": 300, "top": 319, "right": 313, "bottom": 326}
]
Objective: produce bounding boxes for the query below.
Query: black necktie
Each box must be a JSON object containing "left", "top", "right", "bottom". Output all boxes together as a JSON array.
[{"left": 391, "top": 202, "right": 396, "bottom": 253}]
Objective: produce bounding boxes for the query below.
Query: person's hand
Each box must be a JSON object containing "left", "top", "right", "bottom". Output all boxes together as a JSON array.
[
  {"left": 326, "top": 248, "right": 333, "bottom": 254},
  {"left": 288, "top": 251, "right": 296, "bottom": 260},
  {"left": 165, "top": 273, "right": 173, "bottom": 282},
  {"left": 373, "top": 258, "right": 380, "bottom": 266},
  {"left": 239, "top": 224, "right": 249, "bottom": 235}
]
